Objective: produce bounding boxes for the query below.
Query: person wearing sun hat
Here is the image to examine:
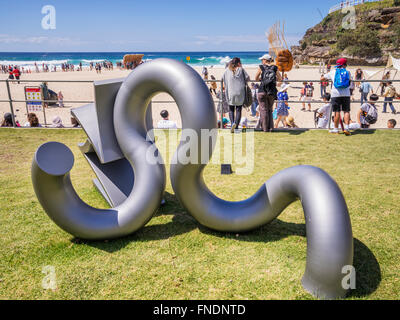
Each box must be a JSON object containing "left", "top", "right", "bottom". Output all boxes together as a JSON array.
[
  {"left": 286, "top": 116, "right": 298, "bottom": 128},
  {"left": 321, "top": 57, "right": 352, "bottom": 135},
  {"left": 255, "top": 53, "right": 282, "bottom": 132},
  {"left": 275, "top": 83, "right": 290, "bottom": 128}
]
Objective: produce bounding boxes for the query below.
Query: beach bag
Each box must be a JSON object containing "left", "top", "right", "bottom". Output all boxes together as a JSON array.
[
  {"left": 261, "top": 65, "right": 277, "bottom": 97},
  {"left": 388, "top": 85, "right": 396, "bottom": 98},
  {"left": 334, "top": 68, "right": 350, "bottom": 89},
  {"left": 242, "top": 70, "right": 252, "bottom": 108},
  {"left": 364, "top": 104, "right": 378, "bottom": 125},
  {"left": 273, "top": 108, "right": 278, "bottom": 120}
]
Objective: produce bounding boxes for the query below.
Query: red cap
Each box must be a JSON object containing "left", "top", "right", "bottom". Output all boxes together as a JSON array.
[{"left": 336, "top": 58, "right": 347, "bottom": 66}]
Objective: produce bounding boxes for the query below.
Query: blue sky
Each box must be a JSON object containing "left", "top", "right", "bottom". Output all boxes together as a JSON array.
[{"left": 0, "top": 0, "right": 342, "bottom": 52}]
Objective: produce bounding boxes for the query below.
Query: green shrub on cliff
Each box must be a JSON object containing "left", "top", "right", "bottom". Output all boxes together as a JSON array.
[{"left": 336, "top": 27, "right": 382, "bottom": 57}]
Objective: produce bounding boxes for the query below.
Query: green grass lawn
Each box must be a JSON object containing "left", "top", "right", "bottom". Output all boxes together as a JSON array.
[{"left": 0, "top": 128, "right": 399, "bottom": 300}]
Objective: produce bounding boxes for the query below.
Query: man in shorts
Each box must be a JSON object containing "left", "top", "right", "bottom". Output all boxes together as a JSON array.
[{"left": 321, "top": 58, "right": 352, "bottom": 136}]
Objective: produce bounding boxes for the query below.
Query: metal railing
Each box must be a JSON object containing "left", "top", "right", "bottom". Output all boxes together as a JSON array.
[
  {"left": 1, "top": 78, "right": 400, "bottom": 129},
  {"left": 328, "top": 0, "right": 382, "bottom": 13}
]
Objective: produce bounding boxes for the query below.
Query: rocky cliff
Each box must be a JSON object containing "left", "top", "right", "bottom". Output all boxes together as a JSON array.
[{"left": 292, "top": 0, "right": 400, "bottom": 66}]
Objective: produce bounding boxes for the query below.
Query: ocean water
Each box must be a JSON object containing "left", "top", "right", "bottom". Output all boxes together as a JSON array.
[{"left": 0, "top": 51, "right": 266, "bottom": 70}]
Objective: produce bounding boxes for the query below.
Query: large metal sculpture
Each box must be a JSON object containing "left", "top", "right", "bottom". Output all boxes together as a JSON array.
[{"left": 32, "top": 59, "right": 353, "bottom": 299}]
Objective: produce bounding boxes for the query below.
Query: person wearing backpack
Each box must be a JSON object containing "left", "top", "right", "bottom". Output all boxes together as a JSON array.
[
  {"left": 300, "top": 82, "right": 314, "bottom": 112},
  {"left": 383, "top": 81, "right": 397, "bottom": 114},
  {"left": 255, "top": 53, "right": 282, "bottom": 132},
  {"left": 357, "top": 94, "right": 379, "bottom": 129},
  {"left": 321, "top": 58, "right": 352, "bottom": 135}
]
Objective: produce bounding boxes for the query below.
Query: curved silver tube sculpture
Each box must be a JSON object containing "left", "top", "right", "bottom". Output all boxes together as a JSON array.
[{"left": 32, "top": 59, "right": 353, "bottom": 299}]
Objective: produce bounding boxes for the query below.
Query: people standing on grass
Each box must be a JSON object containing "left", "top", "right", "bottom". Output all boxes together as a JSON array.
[
  {"left": 222, "top": 57, "right": 250, "bottom": 133},
  {"left": 383, "top": 81, "right": 397, "bottom": 114},
  {"left": 255, "top": 54, "right": 281, "bottom": 132},
  {"left": 274, "top": 84, "right": 290, "bottom": 128},
  {"left": 321, "top": 58, "right": 352, "bottom": 136}
]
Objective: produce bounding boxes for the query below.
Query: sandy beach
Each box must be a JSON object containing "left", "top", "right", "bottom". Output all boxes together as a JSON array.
[{"left": 1, "top": 64, "right": 399, "bottom": 129}]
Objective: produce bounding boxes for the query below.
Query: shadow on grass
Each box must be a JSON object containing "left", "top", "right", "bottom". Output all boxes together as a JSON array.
[
  {"left": 199, "top": 220, "right": 381, "bottom": 298},
  {"left": 271, "top": 129, "right": 309, "bottom": 135},
  {"left": 351, "top": 129, "right": 377, "bottom": 135},
  {"left": 72, "top": 192, "right": 197, "bottom": 252},
  {"left": 74, "top": 192, "right": 381, "bottom": 298}
]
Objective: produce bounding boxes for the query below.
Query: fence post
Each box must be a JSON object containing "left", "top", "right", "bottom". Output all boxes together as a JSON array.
[
  {"left": 5, "top": 79, "right": 16, "bottom": 128},
  {"left": 220, "top": 79, "right": 224, "bottom": 129}
]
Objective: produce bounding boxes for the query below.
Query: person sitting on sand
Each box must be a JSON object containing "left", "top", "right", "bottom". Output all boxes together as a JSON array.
[
  {"left": 286, "top": 116, "right": 298, "bottom": 128},
  {"left": 316, "top": 93, "right": 332, "bottom": 129},
  {"left": 357, "top": 94, "right": 379, "bottom": 129},
  {"left": 157, "top": 110, "right": 177, "bottom": 129},
  {"left": 388, "top": 119, "right": 397, "bottom": 129},
  {"left": 51, "top": 116, "right": 64, "bottom": 128},
  {"left": 24, "top": 113, "right": 42, "bottom": 127}
]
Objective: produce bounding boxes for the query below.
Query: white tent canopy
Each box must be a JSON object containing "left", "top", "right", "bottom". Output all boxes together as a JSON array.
[
  {"left": 364, "top": 54, "right": 399, "bottom": 81},
  {"left": 387, "top": 54, "right": 400, "bottom": 71}
]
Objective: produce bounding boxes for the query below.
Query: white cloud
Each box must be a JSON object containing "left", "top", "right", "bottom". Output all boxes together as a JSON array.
[
  {"left": 193, "top": 33, "right": 303, "bottom": 47},
  {"left": 0, "top": 34, "right": 88, "bottom": 46},
  {"left": 194, "top": 35, "right": 266, "bottom": 45}
]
